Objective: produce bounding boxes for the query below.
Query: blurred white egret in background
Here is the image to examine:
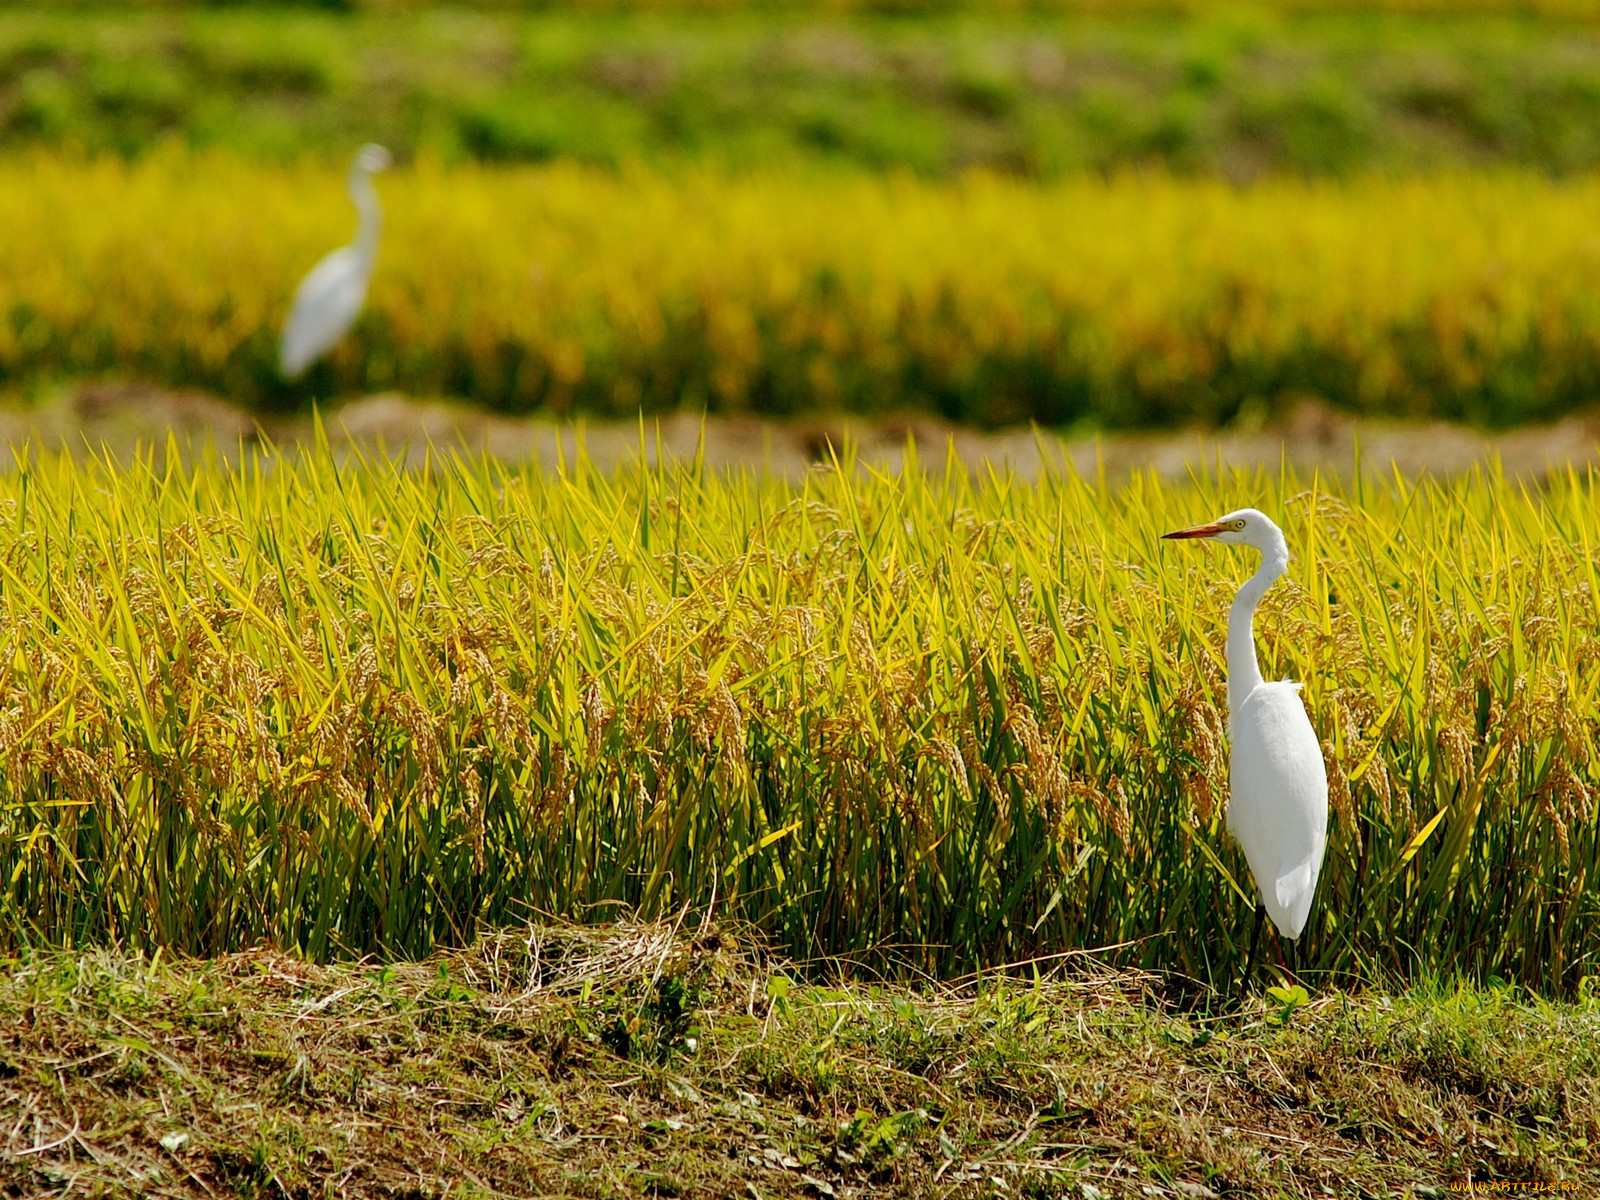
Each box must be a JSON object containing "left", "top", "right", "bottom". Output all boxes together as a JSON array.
[
  {"left": 279, "top": 143, "right": 392, "bottom": 379},
  {"left": 1162, "top": 508, "right": 1329, "bottom": 996}
]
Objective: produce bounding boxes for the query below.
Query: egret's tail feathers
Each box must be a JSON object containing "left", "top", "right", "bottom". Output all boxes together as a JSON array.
[
  {"left": 279, "top": 347, "right": 310, "bottom": 379},
  {"left": 1271, "top": 860, "right": 1317, "bottom": 939}
]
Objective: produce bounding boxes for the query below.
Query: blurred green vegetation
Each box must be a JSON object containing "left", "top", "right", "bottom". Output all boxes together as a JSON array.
[
  {"left": 16, "top": 0, "right": 1600, "bottom": 13},
  {"left": 8, "top": 7, "right": 1600, "bottom": 176}
]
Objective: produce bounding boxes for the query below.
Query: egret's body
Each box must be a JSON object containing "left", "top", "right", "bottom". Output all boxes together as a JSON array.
[
  {"left": 1228, "top": 682, "right": 1327, "bottom": 938},
  {"left": 280, "top": 143, "right": 391, "bottom": 379},
  {"left": 1163, "top": 508, "right": 1328, "bottom": 986}
]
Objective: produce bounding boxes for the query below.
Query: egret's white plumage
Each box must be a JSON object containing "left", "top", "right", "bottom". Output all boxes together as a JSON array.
[
  {"left": 280, "top": 143, "right": 392, "bottom": 379},
  {"left": 1228, "top": 681, "right": 1327, "bottom": 937},
  {"left": 1163, "top": 507, "right": 1328, "bottom": 942}
]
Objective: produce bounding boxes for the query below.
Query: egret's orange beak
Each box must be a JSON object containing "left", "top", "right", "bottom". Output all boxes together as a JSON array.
[{"left": 1161, "top": 522, "right": 1225, "bottom": 540}]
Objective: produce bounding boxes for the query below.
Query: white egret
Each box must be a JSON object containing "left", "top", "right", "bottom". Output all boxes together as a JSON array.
[
  {"left": 1162, "top": 508, "right": 1328, "bottom": 995},
  {"left": 279, "top": 143, "right": 393, "bottom": 379}
]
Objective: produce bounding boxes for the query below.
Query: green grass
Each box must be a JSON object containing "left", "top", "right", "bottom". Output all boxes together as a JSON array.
[
  {"left": 0, "top": 920, "right": 1593, "bottom": 1197},
  {"left": 0, "top": 436, "right": 1594, "bottom": 997},
  {"left": 9, "top": 7, "right": 1600, "bottom": 175}
]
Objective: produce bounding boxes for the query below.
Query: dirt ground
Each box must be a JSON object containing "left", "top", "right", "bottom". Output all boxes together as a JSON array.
[
  {"left": 8, "top": 383, "right": 1600, "bottom": 480},
  {"left": 1, "top": 922, "right": 1592, "bottom": 1199}
]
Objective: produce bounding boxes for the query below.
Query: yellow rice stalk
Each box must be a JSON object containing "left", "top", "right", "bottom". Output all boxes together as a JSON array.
[{"left": 0, "top": 438, "right": 1592, "bottom": 994}]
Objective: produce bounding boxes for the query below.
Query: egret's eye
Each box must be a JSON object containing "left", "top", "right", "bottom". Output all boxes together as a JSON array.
[{"left": 1230, "top": 519, "right": 1247, "bottom": 531}]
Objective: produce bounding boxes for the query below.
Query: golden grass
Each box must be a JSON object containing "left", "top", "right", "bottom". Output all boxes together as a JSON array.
[
  {"left": 6, "top": 152, "right": 1600, "bottom": 424},
  {"left": 0, "top": 435, "right": 1592, "bottom": 995}
]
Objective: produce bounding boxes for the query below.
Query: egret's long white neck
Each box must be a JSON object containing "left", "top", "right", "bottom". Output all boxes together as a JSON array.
[
  {"left": 347, "top": 167, "right": 382, "bottom": 263},
  {"left": 1227, "top": 531, "right": 1289, "bottom": 714}
]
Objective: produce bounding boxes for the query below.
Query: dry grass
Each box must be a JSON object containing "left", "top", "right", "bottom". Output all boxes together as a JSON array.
[
  {"left": 0, "top": 919, "right": 1594, "bottom": 1198},
  {"left": 13, "top": 385, "right": 1600, "bottom": 483}
]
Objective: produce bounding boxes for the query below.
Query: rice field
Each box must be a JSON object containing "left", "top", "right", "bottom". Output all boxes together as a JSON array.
[
  {"left": 9, "top": 153, "right": 1600, "bottom": 425},
  {"left": 0, "top": 437, "right": 1593, "bottom": 996}
]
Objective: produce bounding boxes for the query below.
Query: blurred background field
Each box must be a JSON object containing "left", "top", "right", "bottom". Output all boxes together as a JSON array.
[
  {"left": 12, "top": 4, "right": 1600, "bottom": 177},
  {"left": 15, "top": 157, "right": 1600, "bottom": 427},
  {"left": 7, "top": 1, "right": 1600, "bottom": 434}
]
